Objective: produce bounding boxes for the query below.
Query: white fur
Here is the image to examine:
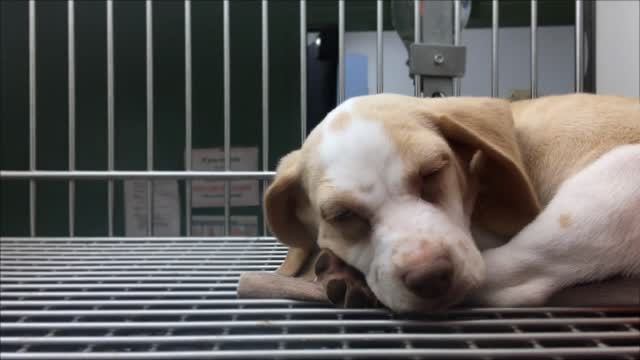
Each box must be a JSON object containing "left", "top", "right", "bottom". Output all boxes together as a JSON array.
[
  {"left": 468, "top": 144, "right": 640, "bottom": 306},
  {"left": 317, "top": 113, "right": 485, "bottom": 313}
]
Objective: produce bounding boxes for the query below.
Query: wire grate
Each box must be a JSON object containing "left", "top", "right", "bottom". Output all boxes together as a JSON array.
[{"left": 1, "top": 237, "right": 639, "bottom": 359}]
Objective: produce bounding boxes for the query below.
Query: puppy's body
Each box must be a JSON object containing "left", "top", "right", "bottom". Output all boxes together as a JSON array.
[{"left": 266, "top": 93, "right": 640, "bottom": 313}]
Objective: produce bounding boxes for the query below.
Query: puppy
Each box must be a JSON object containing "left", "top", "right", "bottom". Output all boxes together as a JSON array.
[{"left": 265, "top": 93, "right": 640, "bottom": 313}]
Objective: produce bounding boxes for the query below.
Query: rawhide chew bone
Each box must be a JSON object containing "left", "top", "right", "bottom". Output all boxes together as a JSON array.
[
  {"left": 237, "top": 249, "right": 379, "bottom": 308},
  {"left": 237, "top": 271, "right": 328, "bottom": 302}
]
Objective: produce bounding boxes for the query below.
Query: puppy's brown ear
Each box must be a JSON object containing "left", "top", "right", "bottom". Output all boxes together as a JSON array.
[
  {"left": 428, "top": 97, "right": 541, "bottom": 236},
  {"left": 264, "top": 150, "right": 317, "bottom": 277}
]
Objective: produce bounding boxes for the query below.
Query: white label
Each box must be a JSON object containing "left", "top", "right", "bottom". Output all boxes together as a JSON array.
[
  {"left": 124, "top": 180, "right": 180, "bottom": 236},
  {"left": 191, "top": 215, "right": 258, "bottom": 236},
  {"left": 191, "top": 147, "right": 260, "bottom": 207}
]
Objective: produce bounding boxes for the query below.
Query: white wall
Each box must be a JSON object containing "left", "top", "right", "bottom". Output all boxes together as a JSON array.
[
  {"left": 345, "top": 26, "right": 577, "bottom": 98},
  {"left": 596, "top": 0, "right": 640, "bottom": 97}
]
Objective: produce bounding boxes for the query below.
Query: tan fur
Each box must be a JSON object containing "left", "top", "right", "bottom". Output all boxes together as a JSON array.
[
  {"left": 267, "top": 93, "right": 640, "bottom": 280},
  {"left": 558, "top": 213, "right": 572, "bottom": 229},
  {"left": 329, "top": 112, "right": 351, "bottom": 132},
  {"left": 512, "top": 94, "right": 640, "bottom": 204}
]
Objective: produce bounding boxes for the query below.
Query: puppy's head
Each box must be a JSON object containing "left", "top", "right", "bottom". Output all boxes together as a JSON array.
[{"left": 265, "top": 94, "right": 540, "bottom": 313}]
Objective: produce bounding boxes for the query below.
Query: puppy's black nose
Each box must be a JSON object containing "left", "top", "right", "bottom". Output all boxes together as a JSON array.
[{"left": 402, "top": 257, "right": 453, "bottom": 299}]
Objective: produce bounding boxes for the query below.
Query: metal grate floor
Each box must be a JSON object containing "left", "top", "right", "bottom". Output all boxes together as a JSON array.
[{"left": 1, "top": 237, "right": 639, "bottom": 359}]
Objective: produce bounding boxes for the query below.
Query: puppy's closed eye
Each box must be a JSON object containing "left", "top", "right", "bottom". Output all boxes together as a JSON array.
[
  {"left": 331, "top": 209, "right": 357, "bottom": 223},
  {"left": 420, "top": 160, "right": 448, "bottom": 203},
  {"left": 322, "top": 205, "right": 371, "bottom": 239}
]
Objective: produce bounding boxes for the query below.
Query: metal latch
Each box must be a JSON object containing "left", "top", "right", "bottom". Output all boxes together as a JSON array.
[{"left": 409, "top": 44, "right": 466, "bottom": 78}]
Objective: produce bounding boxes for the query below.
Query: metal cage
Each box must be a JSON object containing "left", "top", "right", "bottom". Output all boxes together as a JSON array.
[{"left": 1, "top": 0, "right": 638, "bottom": 359}]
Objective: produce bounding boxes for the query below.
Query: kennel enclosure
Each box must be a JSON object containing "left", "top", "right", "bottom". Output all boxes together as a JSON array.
[{"left": 1, "top": 0, "right": 639, "bottom": 358}]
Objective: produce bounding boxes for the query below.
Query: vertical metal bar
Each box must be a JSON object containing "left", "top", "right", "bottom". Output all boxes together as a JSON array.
[
  {"left": 28, "top": 0, "right": 37, "bottom": 237},
  {"left": 491, "top": 0, "right": 499, "bottom": 97},
  {"left": 376, "top": 0, "right": 383, "bottom": 94},
  {"left": 453, "top": 0, "right": 461, "bottom": 96},
  {"left": 68, "top": 0, "right": 76, "bottom": 236},
  {"left": 146, "top": 0, "right": 154, "bottom": 236},
  {"left": 338, "top": 0, "right": 345, "bottom": 103},
  {"left": 184, "top": 0, "right": 193, "bottom": 236},
  {"left": 530, "top": 0, "right": 538, "bottom": 98},
  {"left": 261, "top": 0, "right": 269, "bottom": 236},
  {"left": 223, "top": 0, "right": 231, "bottom": 235},
  {"left": 106, "top": 0, "right": 115, "bottom": 236},
  {"left": 413, "top": 0, "right": 421, "bottom": 97},
  {"left": 299, "top": 0, "right": 307, "bottom": 141},
  {"left": 575, "top": 0, "right": 583, "bottom": 93}
]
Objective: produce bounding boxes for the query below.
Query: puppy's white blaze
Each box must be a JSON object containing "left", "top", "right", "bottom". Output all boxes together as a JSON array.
[{"left": 319, "top": 117, "right": 405, "bottom": 206}]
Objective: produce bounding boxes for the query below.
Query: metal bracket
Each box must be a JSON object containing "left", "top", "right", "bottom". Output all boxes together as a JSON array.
[{"left": 409, "top": 44, "right": 466, "bottom": 78}]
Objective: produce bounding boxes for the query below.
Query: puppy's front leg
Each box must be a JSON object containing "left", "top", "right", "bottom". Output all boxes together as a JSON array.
[{"left": 468, "top": 145, "right": 640, "bottom": 307}]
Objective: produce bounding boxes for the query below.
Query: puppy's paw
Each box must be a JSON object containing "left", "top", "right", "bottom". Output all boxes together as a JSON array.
[{"left": 314, "top": 249, "right": 379, "bottom": 308}]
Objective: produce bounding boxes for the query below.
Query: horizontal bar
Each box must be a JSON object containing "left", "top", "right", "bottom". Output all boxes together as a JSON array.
[
  {"left": 0, "top": 270, "right": 250, "bottom": 276},
  {"left": 0, "top": 308, "right": 386, "bottom": 317},
  {"left": 0, "top": 258, "right": 280, "bottom": 265},
  {"left": 0, "top": 276, "right": 241, "bottom": 282},
  {"left": 2, "top": 317, "right": 638, "bottom": 330},
  {"left": 0, "top": 254, "right": 283, "bottom": 260},
  {"left": 0, "top": 261, "right": 278, "bottom": 271},
  {"left": 1, "top": 307, "right": 637, "bottom": 325},
  {"left": 0, "top": 283, "right": 238, "bottom": 290},
  {"left": 3, "top": 331, "right": 638, "bottom": 345},
  {"left": 1, "top": 251, "right": 285, "bottom": 257},
  {"left": 0, "top": 236, "right": 277, "bottom": 241},
  {"left": 1, "top": 347, "right": 639, "bottom": 360},
  {"left": 0, "top": 291, "right": 237, "bottom": 298},
  {"left": 0, "top": 249, "right": 283, "bottom": 254},
  {"left": 1, "top": 248, "right": 282, "bottom": 254},
  {"left": 1, "top": 265, "right": 278, "bottom": 271},
  {"left": 0, "top": 170, "right": 275, "bottom": 180},
  {"left": 0, "top": 299, "right": 323, "bottom": 307}
]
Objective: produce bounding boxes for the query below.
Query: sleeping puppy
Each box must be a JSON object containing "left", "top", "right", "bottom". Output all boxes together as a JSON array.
[{"left": 265, "top": 93, "right": 640, "bottom": 313}]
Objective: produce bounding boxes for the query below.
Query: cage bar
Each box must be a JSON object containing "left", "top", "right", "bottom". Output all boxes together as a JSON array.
[
  {"left": 184, "top": 0, "right": 193, "bottom": 236},
  {"left": 261, "top": 0, "right": 269, "bottom": 235},
  {"left": 67, "top": 0, "right": 76, "bottom": 236},
  {"left": 338, "top": 0, "right": 345, "bottom": 103},
  {"left": 223, "top": 0, "right": 231, "bottom": 235},
  {"left": 491, "top": 0, "right": 499, "bottom": 97},
  {"left": 413, "top": 0, "right": 421, "bottom": 97},
  {"left": 106, "top": 0, "right": 115, "bottom": 236},
  {"left": 146, "top": 0, "right": 154, "bottom": 236},
  {"left": 530, "top": 0, "right": 538, "bottom": 98},
  {"left": 453, "top": 0, "right": 461, "bottom": 96},
  {"left": 299, "top": 0, "right": 307, "bottom": 141},
  {"left": 376, "top": 0, "right": 383, "bottom": 93},
  {"left": 575, "top": 0, "right": 583, "bottom": 92},
  {"left": 0, "top": 170, "right": 274, "bottom": 180},
  {"left": 28, "top": 0, "right": 36, "bottom": 236}
]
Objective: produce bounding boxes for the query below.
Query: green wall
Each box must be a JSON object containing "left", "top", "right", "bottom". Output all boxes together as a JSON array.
[{"left": 1, "top": 0, "right": 574, "bottom": 236}]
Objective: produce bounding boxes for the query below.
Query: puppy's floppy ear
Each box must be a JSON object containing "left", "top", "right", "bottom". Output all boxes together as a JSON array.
[
  {"left": 427, "top": 97, "right": 541, "bottom": 236},
  {"left": 264, "top": 150, "right": 317, "bottom": 277}
]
